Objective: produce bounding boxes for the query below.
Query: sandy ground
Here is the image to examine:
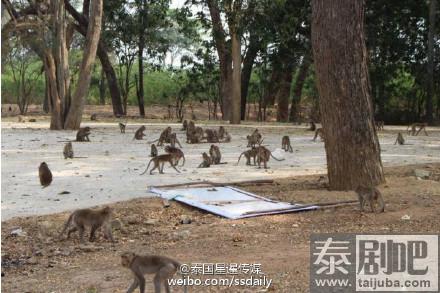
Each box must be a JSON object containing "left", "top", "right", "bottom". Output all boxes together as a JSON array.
[{"left": 2, "top": 119, "right": 440, "bottom": 220}]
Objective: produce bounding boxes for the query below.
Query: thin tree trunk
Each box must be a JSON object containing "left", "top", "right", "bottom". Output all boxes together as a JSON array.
[
  {"left": 289, "top": 57, "right": 310, "bottom": 122},
  {"left": 276, "top": 63, "right": 293, "bottom": 122},
  {"left": 426, "top": 0, "right": 436, "bottom": 124},
  {"left": 311, "top": 0, "right": 384, "bottom": 190},
  {"left": 240, "top": 36, "right": 259, "bottom": 120},
  {"left": 137, "top": 0, "right": 146, "bottom": 117},
  {"left": 44, "top": 51, "right": 63, "bottom": 130},
  {"left": 64, "top": 0, "right": 103, "bottom": 129},
  {"left": 263, "top": 67, "right": 281, "bottom": 107},
  {"left": 99, "top": 67, "right": 106, "bottom": 105},
  {"left": 230, "top": 29, "right": 241, "bottom": 124}
]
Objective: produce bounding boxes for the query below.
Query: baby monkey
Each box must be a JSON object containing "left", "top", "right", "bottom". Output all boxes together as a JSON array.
[
  {"left": 59, "top": 207, "right": 115, "bottom": 243},
  {"left": 198, "top": 152, "right": 212, "bottom": 168},
  {"left": 119, "top": 122, "right": 126, "bottom": 133},
  {"left": 141, "top": 154, "right": 181, "bottom": 175},
  {"left": 121, "top": 252, "right": 187, "bottom": 293},
  {"left": 281, "top": 136, "right": 293, "bottom": 152},
  {"left": 394, "top": 133, "right": 405, "bottom": 145},
  {"left": 355, "top": 186, "right": 385, "bottom": 213},
  {"left": 150, "top": 144, "right": 158, "bottom": 157}
]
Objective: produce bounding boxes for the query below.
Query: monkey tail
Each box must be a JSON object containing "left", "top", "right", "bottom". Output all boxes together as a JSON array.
[
  {"left": 140, "top": 159, "right": 153, "bottom": 175},
  {"left": 147, "top": 139, "right": 159, "bottom": 144},
  {"left": 236, "top": 152, "right": 244, "bottom": 165},
  {"left": 181, "top": 155, "right": 186, "bottom": 166},
  {"left": 59, "top": 213, "right": 73, "bottom": 239},
  {"left": 270, "top": 153, "right": 285, "bottom": 161}
]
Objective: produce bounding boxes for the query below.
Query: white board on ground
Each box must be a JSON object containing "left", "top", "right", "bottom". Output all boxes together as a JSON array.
[{"left": 148, "top": 186, "right": 318, "bottom": 219}]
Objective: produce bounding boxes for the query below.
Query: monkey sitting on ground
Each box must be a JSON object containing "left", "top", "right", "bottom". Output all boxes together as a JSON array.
[
  {"left": 256, "top": 146, "right": 285, "bottom": 169},
  {"left": 236, "top": 147, "right": 258, "bottom": 166},
  {"left": 121, "top": 252, "right": 187, "bottom": 293},
  {"left": 59, "top": 207, "right": 115, "bottom": 243},
  {"left": 198, "top": 152, "right": 212, "bottom": 168},
  {"left": 140, "top": 154, "right": 181, "bottom": 175},
  {"left": 209, "top": 145, "right": 222, "bottom": 164},
  {"left": 119, "top": 122, "right": 126, "bottom": 133},
  {"left": 165, "top": 145, "right": 185, "bottom": 166},
  {"left": 76, "top": 127, "right": 91, "bottom": 142},
  {"left": 186, "top": 120, "right": 195, "bottom": 134},
  {"left": 181, "top": 120, "right": 188, "bottom": 131},
  {"left": 394, "top": 133, "right": 405, "bottom": 145},
  {"left": 308, "top": 121, "right": 316, "bottom": 131},
  {"left": 63, "top": 142, "right": 74, "bottom": 159},
  {"left": 312, "top": 128, "right": 324, "bottom": 141},
  {"left": 90, "top": 113, "right": 97, "bottom": 121},
  {"left": 204, "top": 129, "right": 220, "bottom": 143},
  {"left": 355, "top": 186, "right": 385, "bottom": 213},
  {"left": 39, "top": 162, "right": 53, "bottom": 187},
  {"left": 150, "top": 144, "right": 158, "bottom": 157},
  {"left": 187, "top": 126, "right": 204, "bottom": 144},
  {"left": 133, "top": 126, "right": 146, "bottom": 140},
  {"left": 281, "top": 136, "right": 293, "bottom": 152},
  {"left": 407, "top": 122, "right": 428, "bottom": 136},
  {"left": 218, "top": 126, "right": 228, "bottom": 140}
]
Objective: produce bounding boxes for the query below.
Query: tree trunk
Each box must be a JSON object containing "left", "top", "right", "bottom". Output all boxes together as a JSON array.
[
  {"left": 99, "top": 67, "right": 106, "bottom": 105},
  {"left": 263, "top": 67, "right": 281, "bottom": 107},
  {"left": 426, "top": 0, "right": 436, "bottom": 124},
  {"left": 137, "top": 0, "right": 146, "bottom": 117},
  {"left": 43, "top": 50, "right": 63, "bottom": 130},
  {"left": 276, "top": 63, "right": 293, "bottom": 122},
  {"left": 289, "top": 57, "right": 310, "bottom": 122},
  {"left": 311, "top": 0, "right": 384, "bottom": 190},
  {"left": 230, "top": 29, "right": 241, "bottom": 124},
  {"left": 240, "top": 36, "right": 259, "bottom": 120},
  {"left": 64, "top": 0, "right": 103, "bottom": 129}
]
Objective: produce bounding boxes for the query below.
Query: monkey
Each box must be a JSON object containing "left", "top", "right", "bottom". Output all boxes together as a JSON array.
[
  {"left": 394, "top": 132, "right": 405, "bottom": 145},
  {"left": 209, "top": 145, "right": 222, "bottom": 164},
  {"left": 119, "top": 122, "right": 126, "bottom": 133},
  {"left": 223, "top": 132, "right": 232, "bottom": 143},
  {"left": 281, "top": 136, "right": 293, "bottom": 152},
  {"left": 407, "top": 122, "right": 428, "bottom": 136},
  {"left": 236, "top": 147, "right": 258, "bottom": 166},
  {"left": 218, "top": 126, "right": 227, "bottom": 140},
  {"left": 90, "top": 113, "right": 97, "bottom": 121},
  {"left": 164, "top": 145, "right": 186, "bottom": 166},
  {"left": 121, "top": 252, "right": 187, "bottom": 293},
  {"left": 8, "top": 106, "right": 12, "bottom": 112},
  {"left": 204, "top": 129, "right": 219, "bottom": 143},
  {"left": 154, "top": 127, "right": 172, "bottom": 146},
  {"left": 150, "top": 144, "right": 158, "bottom": 157},
  {"left": 308, "top": 121, "right": 316, "bottom": 131},
  {"left": 140, "top": 154, "right": 181, "bottom": 175},
  {"left": 312, "top": 128, "right": 324, "bottom": 141},
  {"left": 63, "top": 142, "right": 74, "bottom": 159},
  {"left": 59, "top": 207, "right": 115, "bottom": 243},
  {"left": 246, "top": 129, "right": 262, "bottom": 148},
  {"left": 76, "top": 127, "right": 91, "bottom": 142},
  {"left": 39, "top": 162, "right": 53, "bottom": 187},
  {"left": 198, "top": 152, "right": 212, "bottom": 168},
  {"left": 169, "top": 133, "right": 183, "bottom": 148},
  {"left": 186, "top": 126, "right": 204, "bottom": 144},
  {"left": 355, "top": 186, "right": 385, "bottom": 213},
  {"left": 186, "top": 120, "right": 195, "bottom": 135},
  {"left": 375, "top": 120, "right": 384, "bottom": 131},
  {"left": 181, "top": 120, "right": 188, "bottom": 131},
  {"left": 133, "top": 126, "right": 146, "bottom": 140},
  {"left": 256, "top": 146, "right": 285, "bottom": 169}
]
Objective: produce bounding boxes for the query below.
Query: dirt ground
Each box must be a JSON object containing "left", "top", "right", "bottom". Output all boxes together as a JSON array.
[{"left": 1, "top": 107, "right": 440, "bottom": 292}]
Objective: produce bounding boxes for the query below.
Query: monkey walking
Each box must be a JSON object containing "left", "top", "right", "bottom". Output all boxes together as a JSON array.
[
  {"left": 121, "top": 252, "right": 188, "bottom": 293},
  {"left": 281, "top": 136, "right": 293, "bottom": 152},
  {"left": 119, "top": 122, "right": 126, "bottom": 133},
  {"left": 133, "top": 126, "right": 147, "bottom": 140},
  {"left": 39, "top": 162, "right": 53, "bottom": 187},
  {"left": 165, "top": 145, "right": 186, "bottom": 166},
  {"left": 256, "top": 146, "right": 285, "bottom": 169},
  {"left": 150, "top": 144, "right": 158, "bottom": 157},
  {"left": 141, "top": 154, "right": 181, "bottom": 175},
  {"left": 76, "top": 127, "right": 91, "bottom": 142},
  {"left": 355, "top": 186, "right": 385, "bottom": 213},
  {"left": 236, "top": 148, "right": 258, "bottom": 166},
  {"left": 394, "top": 133, "right": 405, "bottom": 145},
  {"left": 312, "top": 128, "right": 324, "bottom": 141},
  {"left": 407, "top": 122, "right": 428, "bottom": 136},
  {"left": 59, "top": 207, "right": 115, "bottom": 243}
]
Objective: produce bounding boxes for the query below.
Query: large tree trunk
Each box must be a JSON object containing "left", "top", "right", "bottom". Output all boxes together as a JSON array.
[
  {"left": 276, "top": 63, "right": 293, "bottom": 122},
  {"left": 289, "top": 57, "right": 310, "bottom": 122},
  {"left": 311, "top": 0, "right": 384, "bottom": 190},
  {"left": 230, "top": 29, "right": 241, "bottom": 124},
  {"left": 64, "top": 0, "right": 103, "bottom": 129},
  {"left": 426, "top": 0, "right": 436, "bottom": 124},
  {"left": 43, "top": 50, "right": 63, "bottom": 129},
  {"left": 240, "top": 36, "right": 259, "bottom": 120},
  {"left": 64, "top": 0, "right": 124, "bottom": 116}
]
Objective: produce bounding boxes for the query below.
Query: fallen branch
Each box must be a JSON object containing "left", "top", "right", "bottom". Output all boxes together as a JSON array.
[{"left": 150, "top": 179, "right": 274, "bottom": 189}]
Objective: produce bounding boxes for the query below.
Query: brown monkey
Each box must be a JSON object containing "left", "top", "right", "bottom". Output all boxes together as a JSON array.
[
  {"left": 218, "top": 126, "right": 227, "bottom": 140},
  {"left": 39, "top": 162, "right": 53, "bottom": 187},
  {"left": 256, "top": 146, "right": 284, "bottom": 169},
  {"left": 313, "top": 128, "right": 324, "bottom": 141},
  {"left": 169, "top": 133, "right": 183, "bottom": 148},
  {"left": 165, "top": 145, "right": 186, "bottom": 166},
  {"left": 355, "top": 186, "right": 385, "bottom": 213},
  {"left": 186, "top": 120, "right": 195, "bottom": 135},
  {"left": 121, "top": 252, "right": 187, "bottom": 293},
  {"left": 141, "top": 154, "right": 181, "bottom": 175},
  {"left": 119, "top": 122, "right": 126, "bottom": 133},
  {"left": 209, "top": 145, "right": 222, "bottom": 164},
  {"left": 186, "top": 127, "right": 204, "bottom": 144},
  {"left": 154, "top": 127, "right": 172, "bottom": 146},
  {"left": 237, "top": 148, "right": 258, "bottom": 166},
  {"left": 198, "top": 152, "right": 212, "bottom": 168},
  {"left": 90, "top": 113, "right": 97, "bottom": 121},
  {"left": 246, "top": 129, "right": 262, "bottom": 147},
  {"left": 181, "top": 120, "right": 188, "bottom": 131},
  {"left": 407, "top": 122, "right": 428, "bottom": 136},
  {"left": 76, "top": 127, "right": 91, "bottom": 142},
  {"left": 375, "top": 120, "right": 384, "bottom": 131},
  {"left": 281, "top": 136, "right": 293, "bottom": 152},
  {"left": 394, "top": 133, "right": 405, "bottom": 145},
  {"left": 308, "top": 121, "right": 316, "bottom": 131},
  {"left": 150, "top": 144, "right": 158, "bottom": 157},
  {"left": 133, "top": 126, "right": 146, "bottom": 140},
  {"left": 63, "top": 142, "right": 74, "bottom": 159},
  {"left": 59, "top": 207, "right": 115, "bottom": 243},
  {"left": 204, "top": 129, "right": 219, "bottom": 143}
]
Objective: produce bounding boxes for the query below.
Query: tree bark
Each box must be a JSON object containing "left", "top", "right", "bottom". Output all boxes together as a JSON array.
[
  {"left": 263, "top": 65, "right": 281, "bottom": 107},
  {"left": 230, "top": 28, "right": 241, "bottom": 124},
  {"left": 99, "top": 67, "right": 106, "bottom": 105},
  {"left": 289, "top": 57, "right": 310, "bottom": 122},
  {"left": 426, "top": 0, "right": 436, "bottom": 124},
  {"left": 64, "top": 0, "right": 103, "bottom": 129},
  {"left": 240, "top": 36, "right": 259, "bottom": 120},
  {"left": 276, "top": 63, "right": 293, "bottom": 122},
  {"left": 136, "top": 0, "right": 146, "bottom": 117},
  {"left": 311, "top": 0, "right": 384, "bottom": 190}
]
